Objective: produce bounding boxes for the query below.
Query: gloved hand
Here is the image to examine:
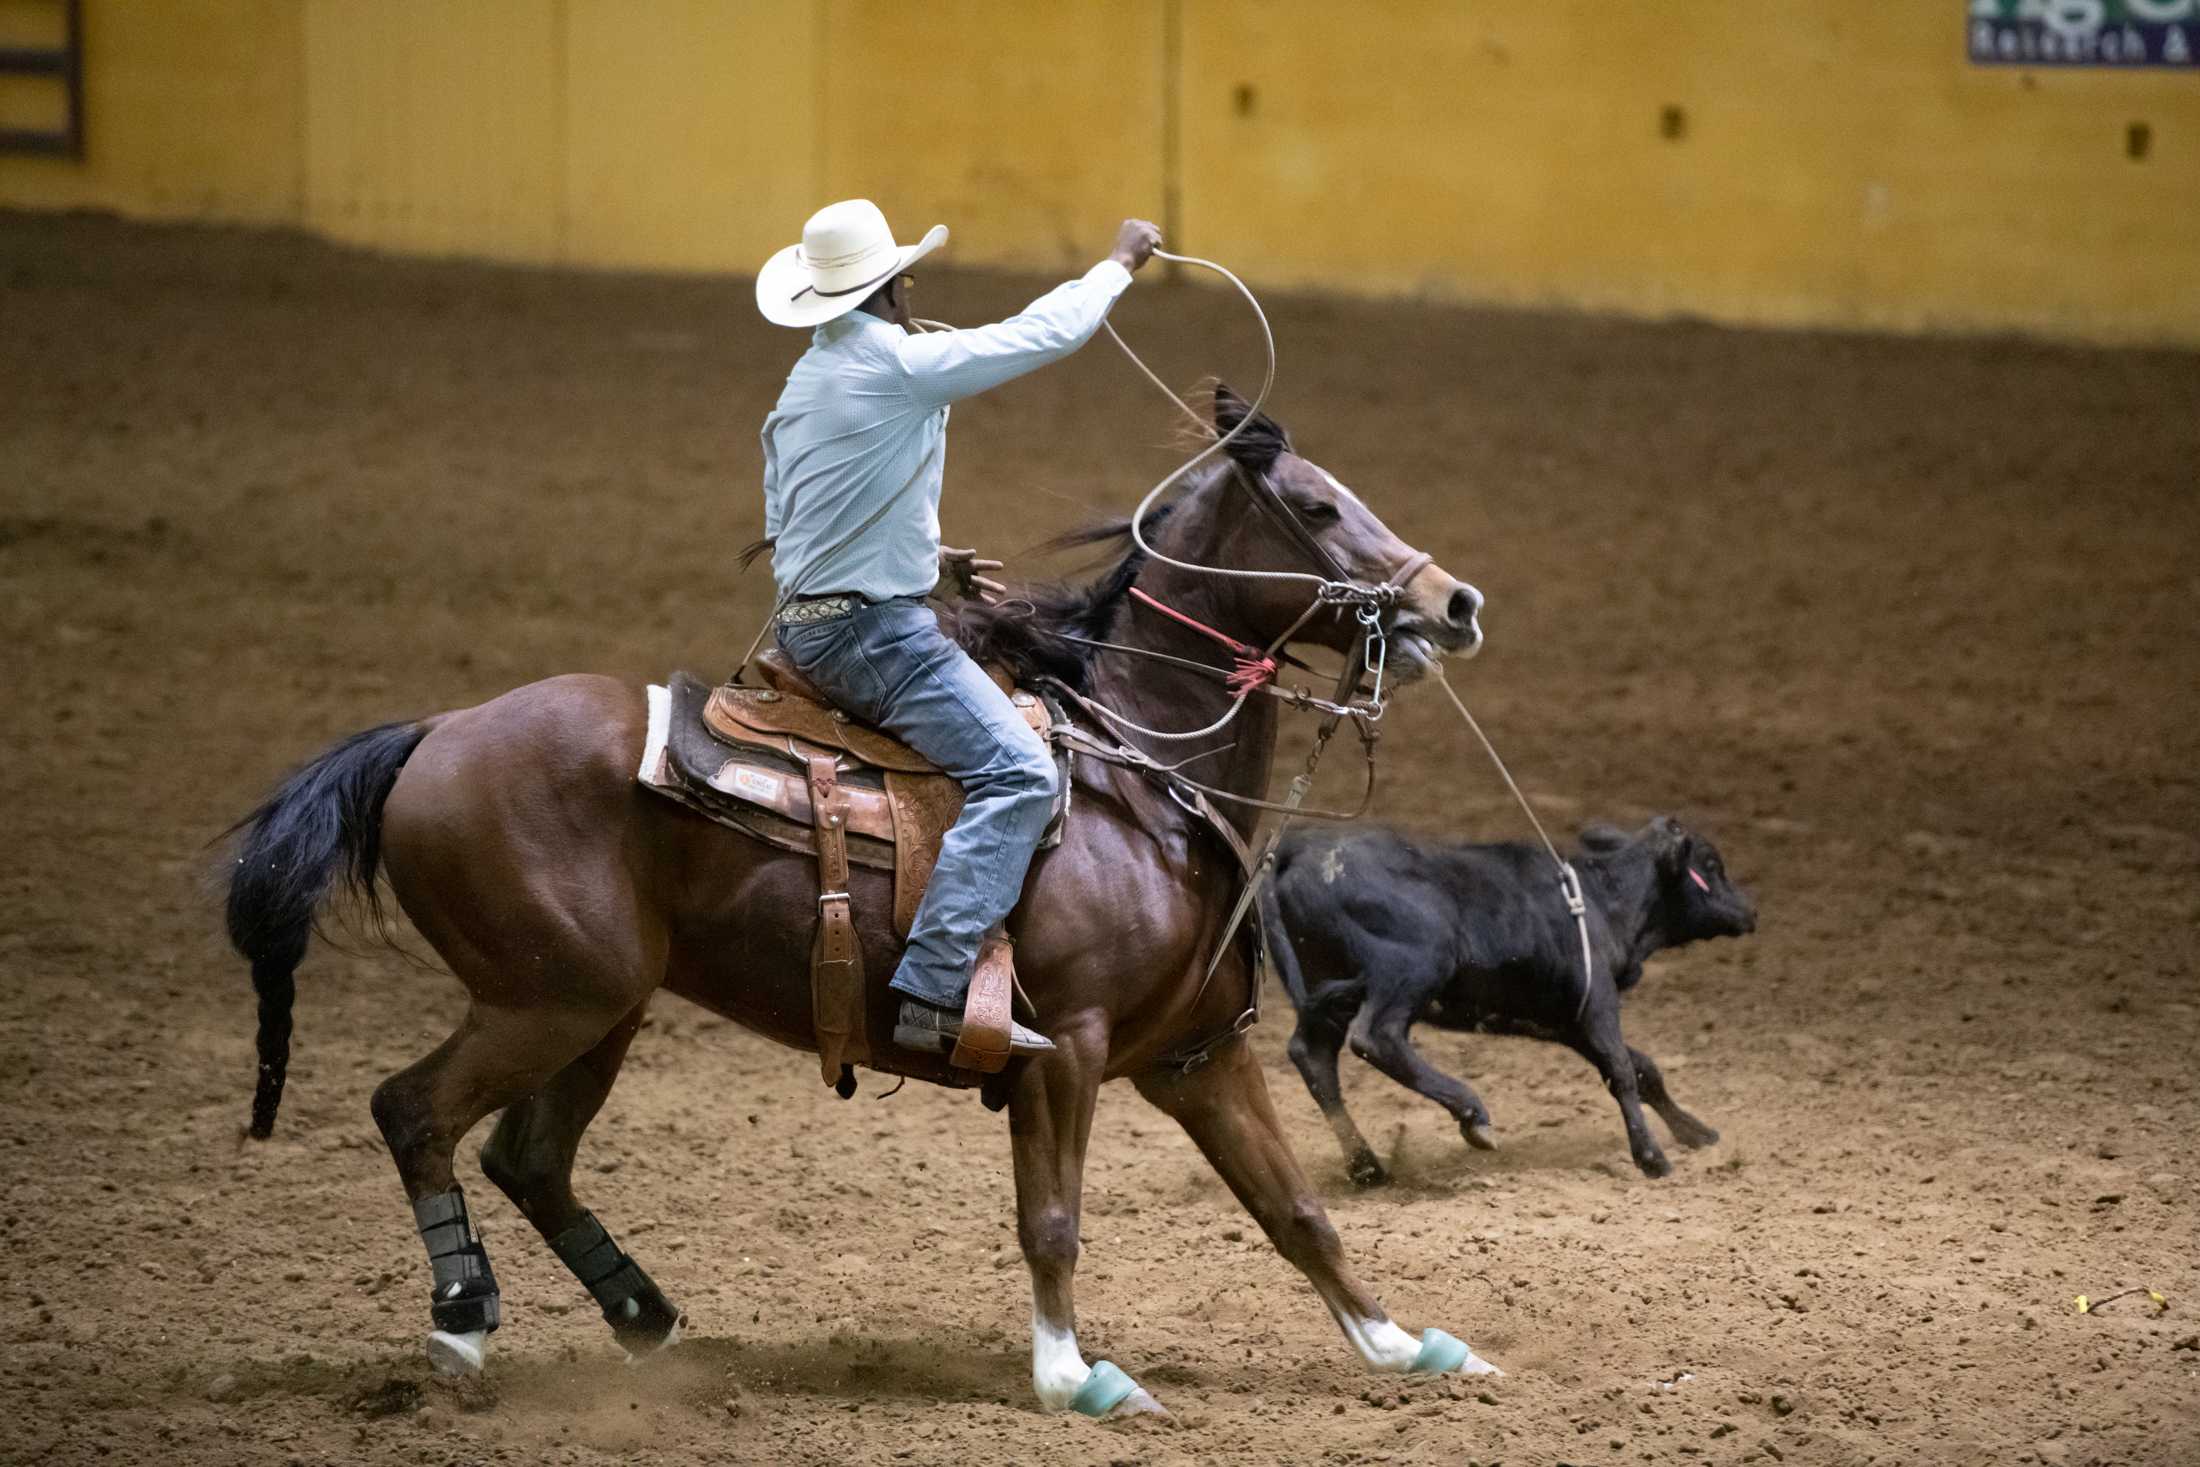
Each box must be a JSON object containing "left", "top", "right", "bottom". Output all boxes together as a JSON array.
[
  {"left": 1110, "top": 219, "right": 1163, "bottom": 273},
  {"left": 938, "top": 546, "right": 1006, "bottom": 604}
]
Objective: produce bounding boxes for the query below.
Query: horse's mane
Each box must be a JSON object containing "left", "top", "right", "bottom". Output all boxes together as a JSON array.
[{"left": 947, "top": 501, "right": 1180, "bottom": 692}]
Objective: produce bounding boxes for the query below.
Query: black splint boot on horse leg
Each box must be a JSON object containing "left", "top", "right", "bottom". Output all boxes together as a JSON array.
[{"left": 413, "top": 1188, "right": 501, "bottom": 1376}]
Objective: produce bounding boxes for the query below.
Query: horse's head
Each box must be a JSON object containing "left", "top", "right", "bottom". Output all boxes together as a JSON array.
[{"left": 1185, "top": 384, "right": 1483, "bottom": 680}]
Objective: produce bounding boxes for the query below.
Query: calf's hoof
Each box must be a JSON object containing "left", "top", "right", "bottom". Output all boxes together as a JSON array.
[
  {"left": 1635, "top": 1149, "right": 1675, "bottom": 1179},
  {"left": 1675, "top": 1122, "right": 1720, "bottom": 1150},
  {"left": 425, "top": 1329, "right": 486, "bottom": 1377},
  {"left": 1347, "top": 1151, "right": 1390, "bottom": 1188},
  {"left": 1463, "top": 1119, "right": 1500, "bottom": 1152}
]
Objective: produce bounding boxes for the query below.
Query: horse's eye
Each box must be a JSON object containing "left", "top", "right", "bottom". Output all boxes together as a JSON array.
[{"left": 1295, "top": 500, "right": 1342, "bottom": 524}]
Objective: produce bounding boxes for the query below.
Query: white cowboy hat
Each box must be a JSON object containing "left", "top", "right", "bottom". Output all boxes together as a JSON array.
[{"left": 755, "top": 199, "right": 948, "bottom": 329}]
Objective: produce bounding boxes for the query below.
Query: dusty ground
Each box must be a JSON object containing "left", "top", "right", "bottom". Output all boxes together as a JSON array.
[{"left": 2, "top": 211, "right": 2195, "bottom": 1467}]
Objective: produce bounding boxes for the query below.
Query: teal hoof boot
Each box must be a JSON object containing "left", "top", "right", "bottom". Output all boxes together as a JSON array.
[
  {"left": 1069, "top": 1360, "right": 1139, "bottom": 1417},
  {"left": 1408, "top": 1327, "right": 1471, "bottom": 1374}
]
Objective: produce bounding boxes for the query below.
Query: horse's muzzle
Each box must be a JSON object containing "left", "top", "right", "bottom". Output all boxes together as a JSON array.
[{"left": 1390, "top": 569, "right": 1484, "bottom": 677}]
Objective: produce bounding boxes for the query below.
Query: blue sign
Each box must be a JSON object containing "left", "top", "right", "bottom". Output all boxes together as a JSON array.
[{"left": 1969, "top": 0, "right": 2200, "bottom": 66}]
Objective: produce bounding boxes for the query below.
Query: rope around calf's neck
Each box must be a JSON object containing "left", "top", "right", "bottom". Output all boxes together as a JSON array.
[{"left": 1430, "top": 666, "right": 1597, "bottom": 1023}]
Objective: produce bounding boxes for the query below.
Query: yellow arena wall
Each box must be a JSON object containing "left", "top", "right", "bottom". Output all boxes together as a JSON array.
[{"left": 2, "top": 1, "right": 2194, "bottom": 346}]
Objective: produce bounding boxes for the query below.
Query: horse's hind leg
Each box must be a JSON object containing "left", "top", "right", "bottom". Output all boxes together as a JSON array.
[
  {"left": 1133, "top": 1038, "right": 1501, "bottom": 1381},
  {"left": 477, "top": 1000, "right": 684, "bottom": 1358},
  {"left": 367, "top": 675, "right": 667, "bottom": 1375},
  {"left": 370, "top": 998, "right": 642, "bottom": 1375}
]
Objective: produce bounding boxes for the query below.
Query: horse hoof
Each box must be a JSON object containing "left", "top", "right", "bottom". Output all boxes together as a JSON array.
[
  {"left": 1070, "top": 1360, "right": 1167, "bottom": 1421},
  {"left": 1104, "top": 1386, "right": 1173, "bottom": 1423},
  {"left": 1464, "top": 1120, "right": 1499, "bottom": 1151},
  {"left": 425, "top": 1329, "right": 486, "bottom": 1377},
  {"left": 1348, "top": 1159, "right": 1390, "bottom": 1188},
  {"left": 620, "top": 1314, "right": 685, "bottom": 1366},
  {"left": 1409, "top": 1327, "right": 1502, "bottom": 1377}
]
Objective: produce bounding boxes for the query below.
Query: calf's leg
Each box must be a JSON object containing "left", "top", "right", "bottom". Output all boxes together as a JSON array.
[
  {"left": 1630, "top": 1044, "right": 1719, "bottom": 1149},
  {"left": 1565, "top": 1007, "right": 1671, "bottom": 1178},
  {"left": 1346, "top": 1005, "right": 1499, "bottom": 1153},
  {"left": 1286, "top": 1012, "right": 1388, "bottom": 1186}
]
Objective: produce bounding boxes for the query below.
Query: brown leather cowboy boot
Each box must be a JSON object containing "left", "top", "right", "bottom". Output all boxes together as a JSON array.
[
  {"left": 890, "top": 1001, "right": 1056, "bottom": 1057},
  {"left": 893, "top": 931, "right": 1055, "bottom": 1063}
]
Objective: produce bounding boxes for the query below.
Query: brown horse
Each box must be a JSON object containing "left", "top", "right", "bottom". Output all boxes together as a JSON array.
[{"left": 223, "top": 388, "right": 1493, "bottom": 1416}]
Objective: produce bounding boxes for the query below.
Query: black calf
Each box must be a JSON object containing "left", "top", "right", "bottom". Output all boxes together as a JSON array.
[{"left": 1262, "top": 817, "right": 1755, "bottom": 1181}]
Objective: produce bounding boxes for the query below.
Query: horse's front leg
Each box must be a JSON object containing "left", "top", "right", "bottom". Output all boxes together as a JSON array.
[
  {"left": 1009, "top": 1017, "right": 1169, "bottom": 1418},
  {"left": 1133, "top": 1037, "right": 1502, "bottom": 1380}
]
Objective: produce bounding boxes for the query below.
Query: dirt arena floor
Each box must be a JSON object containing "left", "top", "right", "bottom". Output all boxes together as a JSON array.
[{"left": 3, "top": 211, "right": 2195, "bottom": 1467}]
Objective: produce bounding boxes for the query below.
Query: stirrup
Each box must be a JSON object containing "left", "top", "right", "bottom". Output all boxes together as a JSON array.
[
  {"left": 892, "top": 1000, "right": 1055, "bottom": 1060},
  {"left": 948, "top": 932, "right": 1019, "bottom": 1072}
]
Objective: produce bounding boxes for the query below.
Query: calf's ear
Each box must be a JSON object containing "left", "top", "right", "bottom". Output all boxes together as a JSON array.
[
  {"left": 1578, "top": 822, "right": 1630, "bottom": 853},
  {"left": 1651, "top": 816, "right": 1692, "bottom": 870}
]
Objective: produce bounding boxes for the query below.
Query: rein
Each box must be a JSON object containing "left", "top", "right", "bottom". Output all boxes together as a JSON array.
[
  {"left": 1077, "top": 253, "right": 1442, "bottom": 1004},
  {"left": 1126, "top": 587, "right": 1277, "bottom": 696}
]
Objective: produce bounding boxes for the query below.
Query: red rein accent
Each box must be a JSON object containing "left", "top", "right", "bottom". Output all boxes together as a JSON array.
[{"left": 1126, "top": 587, "right": 1279, "bottom": 696}]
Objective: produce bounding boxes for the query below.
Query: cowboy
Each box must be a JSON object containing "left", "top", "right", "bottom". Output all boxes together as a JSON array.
[{"left": 756, "top": 199, "right": 1162, "bottom": 1059}]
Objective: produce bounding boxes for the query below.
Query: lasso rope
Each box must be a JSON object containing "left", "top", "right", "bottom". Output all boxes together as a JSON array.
[
  {"left": 759, "top": 248, "right": 1588, "bottom": 1015},
  {"left": 1430, "top": 665, "right": 1596, "bottom": 1022}
]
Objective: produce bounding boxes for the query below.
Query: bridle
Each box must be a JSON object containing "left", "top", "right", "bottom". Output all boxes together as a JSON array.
[
  {"left": 1058, "top": 251, "right": 1470, "bottom": 999},
  {"left": 1052, "top": 249, "right": 1439, "bottom": 763}
]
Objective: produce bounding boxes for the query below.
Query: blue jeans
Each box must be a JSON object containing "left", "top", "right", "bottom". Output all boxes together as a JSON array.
[{"left": 775, "top": 597, "right": 1060, "bottom": 1008}]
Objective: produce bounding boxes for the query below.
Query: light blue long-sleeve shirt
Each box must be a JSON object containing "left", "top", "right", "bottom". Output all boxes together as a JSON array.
[{"left": 760, "top": 258, "right": 1134, "bottom": 603}]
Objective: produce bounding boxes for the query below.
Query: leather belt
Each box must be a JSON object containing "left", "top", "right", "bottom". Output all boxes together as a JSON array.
[{"left": 778, "top": 594, "right": 863, "bottom": 626}]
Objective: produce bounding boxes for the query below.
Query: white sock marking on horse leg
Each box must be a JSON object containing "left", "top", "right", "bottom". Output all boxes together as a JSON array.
[
  {"left": 1332, "top": 1308, "right": 1422, "bottom": 1372},
  {"left": 1326, "top": 1302, "right": 1504, "bottom": 1376},
  {"left": 1030, "top": 1309, "right": 1092, "bottom": 1410}
]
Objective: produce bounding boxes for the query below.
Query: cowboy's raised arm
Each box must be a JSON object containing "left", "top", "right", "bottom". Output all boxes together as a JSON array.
[{"left": 898, "top": 219, "right": 1161, "bottom": 409}]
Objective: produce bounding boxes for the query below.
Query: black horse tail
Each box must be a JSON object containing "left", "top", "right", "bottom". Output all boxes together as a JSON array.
[{"left": 224, "top": 720, "right": 431, "bottom": 1138}]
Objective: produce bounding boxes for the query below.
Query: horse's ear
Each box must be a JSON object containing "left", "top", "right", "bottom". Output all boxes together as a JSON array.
[{"left": 1212, "top": 381, "right": 1290, "bottom": 470}]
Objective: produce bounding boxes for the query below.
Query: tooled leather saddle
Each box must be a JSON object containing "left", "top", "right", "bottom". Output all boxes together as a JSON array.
[{"left": 636, "top": 649, "right": 1071, "bottom": 1092}]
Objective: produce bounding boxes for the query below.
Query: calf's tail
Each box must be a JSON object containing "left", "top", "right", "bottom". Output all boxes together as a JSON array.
[
  {"left": 1257, "top": 873, "right": 1313, "bottom": 1013},
  {"left": 222, "top": 720, "right": 430, "bottom": 1138}
]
